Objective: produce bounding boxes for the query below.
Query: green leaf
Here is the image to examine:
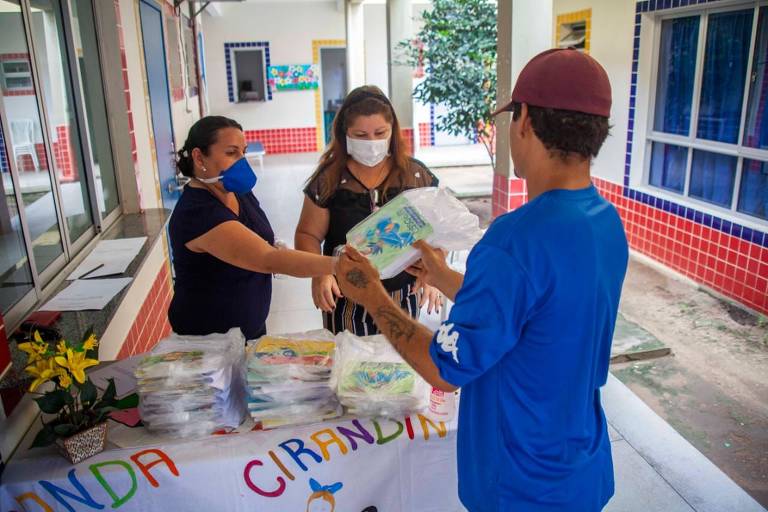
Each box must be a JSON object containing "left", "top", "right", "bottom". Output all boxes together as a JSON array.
[
  {"left": 114, "top": 393, "right": 139, "bottom": 410},
  {"left": 102, "top": 378, "right": 117, "bottom": 403},
  {"left": 34, "top": 390, "right": 70, "bottom": 415},
  {"left": 53, "top": 423, "right": 77, "bottom": 437},
  {"left": 31, "top": 425, "right": 57, "bottom": 448},
  {"left": 79, "top": 379, "right": 97, "bottom": 407}
]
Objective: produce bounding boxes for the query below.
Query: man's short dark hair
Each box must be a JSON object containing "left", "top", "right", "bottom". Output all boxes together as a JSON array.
[{"left": 511, "top": 102, "right": 610, "bottom": 161}]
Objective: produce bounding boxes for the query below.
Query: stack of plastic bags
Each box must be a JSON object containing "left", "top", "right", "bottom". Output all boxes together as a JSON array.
[
  {"left": 330, "top": 331, "right": 430, "bottom": 417},
  {"left": 345, "top": 187, "right": 483, "bottom": 279},
  {"left": 135, "top": 328, "right": 246, "bottom": 438},
  {"left": 246, "top": 330, "right": 341, "bottom": 428}
]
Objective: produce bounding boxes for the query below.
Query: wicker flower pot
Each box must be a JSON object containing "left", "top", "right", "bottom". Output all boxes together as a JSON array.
[{"left": 55, "top": 422, "right": 108, "bottom": 464}]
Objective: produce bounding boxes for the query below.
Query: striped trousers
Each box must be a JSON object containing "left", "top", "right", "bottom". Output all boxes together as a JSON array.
[{"left": 323, "top": 285, "right": 419, "bottom": 335}]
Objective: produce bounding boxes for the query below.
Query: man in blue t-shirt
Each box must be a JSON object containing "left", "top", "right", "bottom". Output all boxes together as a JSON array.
[{"left": 336, "top": 48, "right": 628, "bottom": 511}]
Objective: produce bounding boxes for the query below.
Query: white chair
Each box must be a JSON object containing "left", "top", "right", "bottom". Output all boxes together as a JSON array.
[{"left": 11, "top": 119, "right": 39, "bottom": 172}]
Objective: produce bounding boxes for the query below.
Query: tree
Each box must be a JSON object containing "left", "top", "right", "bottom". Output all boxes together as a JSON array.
[{"left": 399, "top": 0, "right": 498, "bottom": 167}]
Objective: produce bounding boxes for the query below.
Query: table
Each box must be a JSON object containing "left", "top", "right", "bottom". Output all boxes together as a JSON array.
[{"left": 1, "top": 413, "right": 463, "bottom": 511}]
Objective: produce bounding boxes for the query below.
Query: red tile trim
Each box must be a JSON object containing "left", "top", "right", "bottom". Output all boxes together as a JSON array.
[
  {"left": 243, "top": 127, "right": 317, "bottom": 154},
  {"left": 117, "top": 264, "right": 174, "bottom": 359},
  {"left": 489, "top": 173, "right": 767, "bottom": 314}
]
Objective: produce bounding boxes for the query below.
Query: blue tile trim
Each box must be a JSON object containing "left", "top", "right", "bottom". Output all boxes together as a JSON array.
[
  {"left": 224, "top": 41, "right": 272, "bottom": 103},
  {"left": 625, "top": 0, "right": 767, "bottom": 248},
  {"left": 0, "top": 120, "right": 8, "bottom": 173},
  {"left": 429, "top": 104, "right": 435, "bottom": 145}
]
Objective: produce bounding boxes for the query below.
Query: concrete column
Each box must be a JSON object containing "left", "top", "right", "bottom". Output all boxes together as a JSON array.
[
  {"left": 493, "top": 0, "right": 552, "bottom": 216},
  {"left": 345, "top": 0, "right": 366, "bottom": 91},
  {"left": 387, "top": 0, "right": 414, "bottom": 140}
]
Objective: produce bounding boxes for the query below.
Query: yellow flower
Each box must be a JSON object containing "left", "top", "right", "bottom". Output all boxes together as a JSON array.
[
  {"left": 82, "top": 334, "right": 98, "bottom": 351},
  {"left": 57, "top": 369, "right": 72, "bottom": 389},
  {"left": 17, "top": 340, "right": 48, "bottom": 364},
  {"left": 26, "top": 358, "right": 57, "bottom": 391},
  {"left": 55, "top": 349, "right": 99, "bottom": 384},
  {"left": 56, "top": 339, "right": 68, "bottom": 355},
  {"left": 34, "top": 330, "right": 44, "bottom": 343}
]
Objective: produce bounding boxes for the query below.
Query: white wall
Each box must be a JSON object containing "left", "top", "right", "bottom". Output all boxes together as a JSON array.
[
  {"left": 553, "top": 0, "right": 635, "bottom": 184},
  {"left": 364, "top": 4, "right": 389, "bottom": 95},
  {"left": 119, "top": 0, "right": 162, "bottom": 210},
  {"left": 203, "top": 1, "right": 345, "bottom": 131}
]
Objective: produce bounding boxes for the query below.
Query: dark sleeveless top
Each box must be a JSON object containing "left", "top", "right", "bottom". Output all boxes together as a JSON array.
[
  {"left": 304, "top": 158, "right": 438, "bottom": 292},
  {"left": 168, "top": 187, "right": 275, "bottom": 340}
]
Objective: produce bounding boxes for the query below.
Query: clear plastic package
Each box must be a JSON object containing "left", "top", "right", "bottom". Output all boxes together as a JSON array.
[
  {"left": 245, "top": 330, "right": 341, "bottom": 428},
  {"left": 344, "top": 187, "right": 483, "bottom": 279},
  {"left": 135, "top": 328, "right": 247, "bottom": 437},
  {"left": 330, "top": 331, "right": 430, "bottom": 417}
]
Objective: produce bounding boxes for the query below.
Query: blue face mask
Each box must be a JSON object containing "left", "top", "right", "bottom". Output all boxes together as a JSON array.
[{"left": 197, "top": 157, "right": 256, "bottom": 193}]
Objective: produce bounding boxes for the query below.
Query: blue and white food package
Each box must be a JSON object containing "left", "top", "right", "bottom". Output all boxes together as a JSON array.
[
  {"left": 330, "top": 331, "right": 430, "bottom": 418},
  {"left": 344, "top": 187, "right": 483, "bottom": 279}
]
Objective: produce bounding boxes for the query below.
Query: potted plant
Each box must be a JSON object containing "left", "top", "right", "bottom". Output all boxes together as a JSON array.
[{"left": 19, "top": 330, "right": 130, "bottom": 464}]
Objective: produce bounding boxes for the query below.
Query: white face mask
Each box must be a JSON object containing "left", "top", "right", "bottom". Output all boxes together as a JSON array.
[{"left": 346, "top": 136, "right": 390, "bottom": 167}]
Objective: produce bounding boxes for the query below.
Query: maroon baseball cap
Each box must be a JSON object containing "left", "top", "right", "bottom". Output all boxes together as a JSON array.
[{"left": 493, "top": 48, "right": 612, "bottom": 117}]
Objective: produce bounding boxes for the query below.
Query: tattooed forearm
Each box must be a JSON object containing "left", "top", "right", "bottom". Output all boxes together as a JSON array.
[
  {"left": 345, "top": 269, "right": 369, "bottom": 288},
  {"left": 375, "top": 305, "right": 416, "bottom": 342},
  {"left": 368, "top": 297, "right": 458, "bottom": 392}
]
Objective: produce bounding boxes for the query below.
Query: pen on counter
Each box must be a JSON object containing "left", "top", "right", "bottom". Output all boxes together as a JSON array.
[{"left": 79, "top": 263, "right": 105, "bottom": 280}]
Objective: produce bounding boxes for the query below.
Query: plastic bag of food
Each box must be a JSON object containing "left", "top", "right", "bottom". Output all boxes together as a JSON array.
[
  {"left": 136, "top": 328, "right": 246, "bottom": 437},
  {"left": 330, "top": 331, "right": 430, "bottom": 417},
  {"left": 246, "top": 329, "right": 335, "bottom": 383},
  {"left": 343, "top": 187, "right": 482, "bottom": 279}
]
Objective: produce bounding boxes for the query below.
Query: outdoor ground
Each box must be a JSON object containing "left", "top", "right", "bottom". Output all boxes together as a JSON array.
[
  {"left": 615, "top": 258, "right": 768, "bottom": 507},
  {"left": 460, "top": 197, "right": 768, "bottom": 508}
]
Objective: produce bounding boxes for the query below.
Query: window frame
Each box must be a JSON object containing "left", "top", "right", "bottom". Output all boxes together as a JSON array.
[
  {"left": 231, "top": 47, "right": 267, "bottom": 103},
  {"left": 642, "top": 1, "right": 768, "bottom": 227},
  {"left": 0, "top": 0, "right": 125, "bottom": 329}
]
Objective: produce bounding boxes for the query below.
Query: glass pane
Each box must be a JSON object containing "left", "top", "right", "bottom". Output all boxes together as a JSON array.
[
  {"left": 689, "top": 149, "right": 737, "bottom": 207},
  {"left": 1, "top": 117, "right": 34, "bottom": 311},
  {"left": 72, "top": 0, "right": 119, "bottom": 216},
  {"left": 649, "top": 141, "right": 687, "bottom": 193},
  {"left": 0, "top": 0, "right": 64, "bottom": 275},
  {"left": 29, "top": 0, "right": 93, "bottom": 242},
  {"left": 743, "top": 7, "right": 768, "bottom": 149},
  {"left": 697, "top": 9, "right": 754, "bottom": 144},
  {"left": 738, "top": 159, "right": 768, "bottom": 219},
  {"left": 654, "top": 16, "right": 699, "bottom": 135}
]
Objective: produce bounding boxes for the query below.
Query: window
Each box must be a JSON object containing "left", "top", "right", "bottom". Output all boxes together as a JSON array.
[
  {"left": 233, "top": 48, "right": 266, "bottom": 102},
  {"left": 0, "top": 0, "right": 121, "bottom": 327},
  {"left": 1, "top": 59, "right": 33, "bottom": 90},
  {"left": 556, "top": 10, "right": 591, "bottom": 53},
  {"left": 647, "top": 5, "right": 768, "bottom": 223}
]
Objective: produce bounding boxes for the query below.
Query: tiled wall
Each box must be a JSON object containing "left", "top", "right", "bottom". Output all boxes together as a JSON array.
[
  {"left": 116, "top": 263, "right": 173, "bottom": 359},
  {"left": 492, "top": 174, "right": 527, "bottom": 218},
  {"left": 594, "top": 177, "right": 767, "bottom": 314},
  {"left": 53, "top": 125, "right": 76, "bottom": 182},
  {"left": 244, "top": 127, "right": 317, "bottom": 154},
  {"left": 491, "top": 173, "right": 768, "bottom": 315},
  {"left": 418, "top": 122, "right": 434, "bottom": 147},
  {"left": 402, "top": 127, "right": 414, "bottom": 155}
]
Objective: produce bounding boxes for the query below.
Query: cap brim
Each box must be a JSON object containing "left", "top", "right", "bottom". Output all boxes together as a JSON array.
[{"left": 491, "top": 99, "right": 515, "bottom": 117}]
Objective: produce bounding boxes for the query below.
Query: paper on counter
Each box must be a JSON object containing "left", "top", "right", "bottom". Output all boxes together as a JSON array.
[
  {"left": 90, "top": 354, "right": 143, "bottom": 398},
  {"left": 68, "top": 237, "right": 147, "bottom": 280},
  {"left": 39, "top": 278, "right": 133, "bottom": 311}
]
